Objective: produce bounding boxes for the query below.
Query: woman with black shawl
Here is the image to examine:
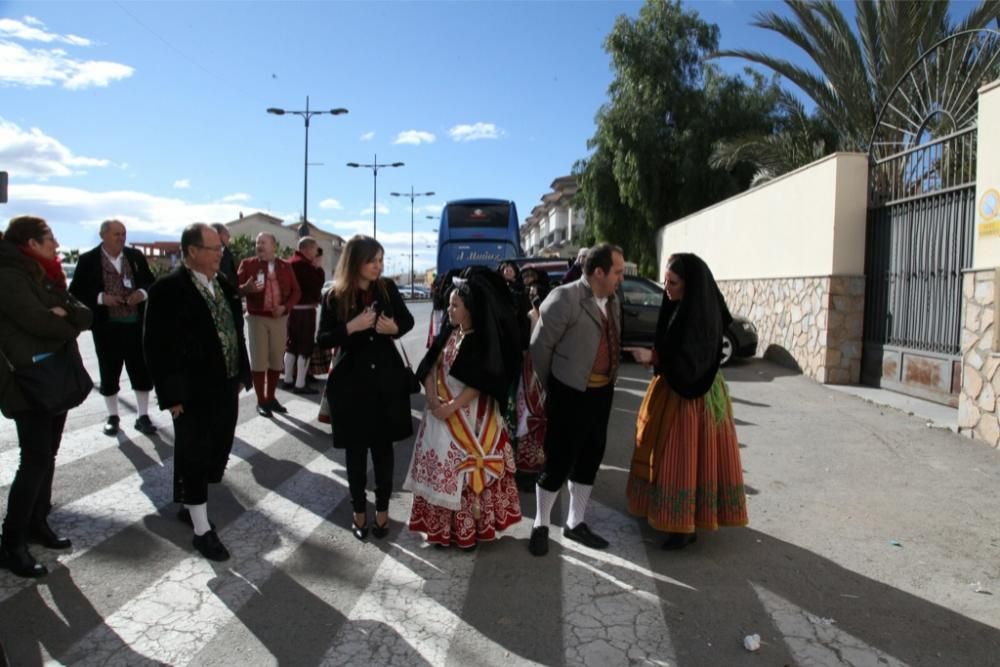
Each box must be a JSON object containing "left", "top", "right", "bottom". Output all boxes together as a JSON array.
[
  {"left": 404, "top": 267, "right": 523, "bottom": 549},
  {"left": 624, "top": 253, "right": 748, "bottom": 549}
]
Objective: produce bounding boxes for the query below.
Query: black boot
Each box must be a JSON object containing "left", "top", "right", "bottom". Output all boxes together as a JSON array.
[
  {"left": 28, "top": 521, "right": 71, "bottom": 550},
  {"left": 0, "top": 542, "right": 47, "bottom": 578}
]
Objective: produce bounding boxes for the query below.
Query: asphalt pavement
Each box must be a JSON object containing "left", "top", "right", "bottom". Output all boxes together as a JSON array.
[{"left": 1, "top": 301, "right": 998, "bottom": 666}]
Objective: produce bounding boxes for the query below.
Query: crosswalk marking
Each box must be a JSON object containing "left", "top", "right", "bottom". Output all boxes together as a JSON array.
[
  {"left": 62, "top": 439, "right": 350, "bottom": 666},
  {"left": 0, "top": 400, "right": 318, "bottom": 604}
]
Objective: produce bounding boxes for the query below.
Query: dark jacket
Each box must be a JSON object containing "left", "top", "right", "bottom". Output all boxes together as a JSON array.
[
  {"left": 0, "top": 241, "right": 92, "bottom": 417},
  {"left": 289, "top": 251, "right": 325, "bottom": 305},
  {"left": 317, "top": 279, "right": 414, "bottom": 446},
  {"left": 69, "top": 244, "right": 155, "bottom": 332},
  {"left": 218, "top": 246, "right": 238, "bottom": 288},
  {"left": 142, "top": 266, "right": 252, "bottom": 410}
]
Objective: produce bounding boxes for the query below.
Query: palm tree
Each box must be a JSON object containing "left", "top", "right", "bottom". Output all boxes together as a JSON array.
[{"left": 712, "top": 0, "right": 1000, "bottom": 178}]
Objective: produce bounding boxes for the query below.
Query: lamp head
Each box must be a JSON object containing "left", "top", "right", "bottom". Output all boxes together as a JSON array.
[
  {"left": 391, "top": 162, "right": 405, "bottom": 167},
  {"left": 330, "top": 108, "right": 349, "bottom": 115},
  {"left": 267, "top": 108, "right": 286, "bottom": 115},
  {"left": 390, "top": 192, "right": 402, "bottom": 197},
  {"left": 346, "top": 162, "right": 360, "bottom": 168}
]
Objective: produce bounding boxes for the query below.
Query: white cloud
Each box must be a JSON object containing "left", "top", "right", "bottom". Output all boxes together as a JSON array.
[
  {"left": 449, "top": 122, "right": 502, "bottom": 142},
  {"left": 319, "top": 198, "right": 343, "bottom": 210},
  {"left": 393, "top": 130, "right": 436, "bottom": 145},
  {"left": 0, "top": 118, "right": 110, "bottom": 178},
  {"left": 222, "top": 192, "right": 251, "bottom": 202},
  {"left": 173, "top": 178, "right": 191, "bottom": 189},
  {"left": 360, "top": 203, "right": 390, "bottom": 216},
  {"left": 0, "top": 39, "right": 133, "bottom": 90},
  {"left": 0, "top": 17, "right": 92, "bottom": 46},
  {"left": 360, "top": 131, "right": 375, "bottom": 142},
  {"left": 330, "top": 220, "right": 374, "bottom": 235},
  {"left": 8, "top": 183, "right": 253, "bottom": 247},
  {"left": 421, "top": 203, "right": 443, "bottom": 216}
]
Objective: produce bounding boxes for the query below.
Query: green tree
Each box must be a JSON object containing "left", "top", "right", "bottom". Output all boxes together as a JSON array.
[
  {"left": 576, "top": 0, "right": 785, "bottom": 275},
  {"left": 712, "top": 0, "right": 1000, "bottom": 175}
]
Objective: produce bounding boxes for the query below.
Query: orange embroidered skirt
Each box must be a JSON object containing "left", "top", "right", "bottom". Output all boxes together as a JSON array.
[{"left": 626, "top": 372, "right": 748, "bottom": 534}]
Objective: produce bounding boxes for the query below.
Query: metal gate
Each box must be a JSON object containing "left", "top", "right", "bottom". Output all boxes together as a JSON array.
[{"left": 861, "top": 30, "right": 999, "bottom": 405}]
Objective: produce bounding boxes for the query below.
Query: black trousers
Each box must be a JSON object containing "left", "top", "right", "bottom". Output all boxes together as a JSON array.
[
  {"left": 344, "top": 441, "right": 394, "bottom": 513},
  {"left": 2, "top": 411, "right": 68, "bottom": 545},
  {"left": 172, "top": 381, "right": 240, "bottom": 505},
  {"left": 94, "top": 322, "right": 153, "bottom": 396},
  {"left": 537, "top": 375, "right": 614, "bottom": 493}
]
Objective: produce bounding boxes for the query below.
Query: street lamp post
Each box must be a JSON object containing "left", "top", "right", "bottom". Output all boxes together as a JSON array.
[
  {"left": 391, "top": 187, "right": 435, "bottom": 299},
  {"left": 346, "top": 155, "right": 404, "bottom": 240},
  {"left": 267, "top": 97, "right": 348, "bottom": 227}
]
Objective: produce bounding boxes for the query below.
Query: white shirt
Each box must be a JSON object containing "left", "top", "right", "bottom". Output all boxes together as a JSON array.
[
  {"left": 584, "top": 276, "right": 609, "bottom": 316},
  {"left": 189, "top": 267, "right": 216, "bottom": 297}
]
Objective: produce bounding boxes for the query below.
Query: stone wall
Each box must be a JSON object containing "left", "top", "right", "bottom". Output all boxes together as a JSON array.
[
  {"left": 718, "top": 275, "right": 865, "bottom": 384},
  {"left": 958, "top": 269, "right": 1000, "bottom": 447}
]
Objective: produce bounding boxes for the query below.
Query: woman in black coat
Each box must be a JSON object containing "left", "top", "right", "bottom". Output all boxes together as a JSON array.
[
  {"left": 0, "top": 216, "right": 92, "bottom": 578},
  {"left": 316, "top": 235, "right": 414, "bottom": 540}
]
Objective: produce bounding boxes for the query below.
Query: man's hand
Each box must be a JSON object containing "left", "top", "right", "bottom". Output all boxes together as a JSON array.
[
  {"left": 168, "top": 404, "right": 184, "bottom": 418},
  {"left": 49, "top": 306, "right": 68, "bottom": 317},
  {"left": 241, "top": 277, "right": 263, "bottom": 294},
  {"left": 624, "top": 346, "right": 654, "bottom": 365},
  {"left": 126, "top": 291, "right": 145, "bottom": 306},
  {"left": 273, "top": 304, "right": 286, "bottom": 318},
  {"left": 102, "top": 294, "right": 124, "bottom": 307}
]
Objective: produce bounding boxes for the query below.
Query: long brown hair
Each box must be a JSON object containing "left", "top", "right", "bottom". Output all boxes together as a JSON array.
[{"left": 330, "top": 235, "right": 386, "bottom": 320}]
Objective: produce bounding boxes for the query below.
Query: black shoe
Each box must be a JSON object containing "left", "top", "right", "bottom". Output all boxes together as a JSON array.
[
  {"left": 103, "top": 415, "right": 120, "bottom": 436},
  {"left": 256, "top": 404, "right": 273, "bottom": 418},
  {"left": 134, "top": 415, "right": 158, "bottom": 435},
  {"left": 192, "top": 530, "right": 230, "bottom": 561},
  {"left": 662, "top": 532, "right": 697, "bottom": 551},
  {"left": 267, "top": 399, "right": 288, "bottom": 414},
  {"left": 280, "top": 381, "right": 295, "bottom": 391},
  {"left": 28, "top": 522, "right": 71, "bottom": 550},
  {"left": 292, "top": 385, "right": 318, "bottom": 395},
  {"left": 371, "top": 517, "right": 389, "bottom": 539},
  {"left": 176, "top": 508, "right": 215, "bottom": 531},
  {"left": 0, "top": 544, "right": 47, "bottom": 578},
  {"left": 563, "top": 522, "right": 609, "bottom": 550},
  {"left": 352, "top": 518, "right": 369, "bottom": 541},
  {"left": 528, "top": 526, "right": 549, "bottom": 556}
]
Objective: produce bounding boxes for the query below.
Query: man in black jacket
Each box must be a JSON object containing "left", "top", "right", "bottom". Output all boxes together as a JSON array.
[
  {"left": 69, "top": 219, "right": 157, "bottom": 436},
  {"left": 143, "top": 223, "right": 252, "bottom": 561}
]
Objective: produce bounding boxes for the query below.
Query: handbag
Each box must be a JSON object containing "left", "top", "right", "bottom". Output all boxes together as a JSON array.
[
  {"left": 1, "top": 341, "right": 94, "bottom": 415},
  {"left": 395, "top": 340, "right": 421, "bottom": 395}
]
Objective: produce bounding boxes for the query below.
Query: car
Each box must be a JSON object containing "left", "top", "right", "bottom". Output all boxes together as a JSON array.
[{"left": 618, "top": 275, "right": 757, "bottom": 365}]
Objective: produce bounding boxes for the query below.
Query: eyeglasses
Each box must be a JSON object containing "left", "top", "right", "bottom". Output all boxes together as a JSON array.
[{"left": 194, "top": 244, "right": 224, "bottom": 253}]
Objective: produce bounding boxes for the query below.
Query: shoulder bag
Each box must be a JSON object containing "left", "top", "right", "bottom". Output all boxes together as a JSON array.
[{"left": 1, "top": 340, "right": 94, "bottom": 415}]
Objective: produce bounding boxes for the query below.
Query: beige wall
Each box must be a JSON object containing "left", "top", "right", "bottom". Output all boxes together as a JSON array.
[
  {"left": 226, "top": 220, "right": 339, "bottom": 278},
  {"left": 972, "top": 80, "right": 1000, "bottom": 270},
  {"left": 657, "top": 152, "right": 868, "bottom": 281}
]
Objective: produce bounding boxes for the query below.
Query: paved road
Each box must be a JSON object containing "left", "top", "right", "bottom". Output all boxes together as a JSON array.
[{"left": 2, "top": 302, "right": 999, "bottom": 665}]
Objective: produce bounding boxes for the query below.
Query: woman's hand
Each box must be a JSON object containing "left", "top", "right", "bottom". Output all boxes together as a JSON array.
[
  {"left": 49, "top": 306, "right": 68, "bottom": 317},
  {"left": 375, "top": 314, "right": 399, "bottom": 336},
  {"left": 169, "top": 404, "right": 184, "bottom": 418},
  {"left": 625, "top": 346, "right": 654, "bottom": 365},
  {"left": 432, "top": 401, "right": 458, "bottom": 421},
  {"left": 346, "top": 308, "right": 377, "bottom": 334}
]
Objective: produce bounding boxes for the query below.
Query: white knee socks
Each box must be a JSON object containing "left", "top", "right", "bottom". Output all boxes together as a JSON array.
[
  {"left": 566, "top": 481, "right": 593, "bottom": 529},
  {"left": 534, "top": 486, "right": 559, "bottom": 529},
  {"left": 295, "top": 356, "right": 309, "bottom": 388},
  {"left": 283, "top": 352, "right": 296, "bottom": 384},
  {"left": 185, "top": 503, "right": 211, "bottom": 536},
  {"left": 104, "top": 393, "right": 119, "bottom": 417},
  {"left": 135, "top": 390, "right": 150, "bottom": 417}
]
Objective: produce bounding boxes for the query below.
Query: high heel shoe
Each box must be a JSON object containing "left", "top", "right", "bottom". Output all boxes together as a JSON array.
[
  {"left": 662, "top": 532, "right": 697, "bottom": 551},
  {"left": 371, "top": 517, "right": 390, "bottom": 539},
  {"left": 0, "top": 543, "right": 48, "bottom": 578},
  {"left": 29, "top": 521, "right": 72, "bottom": 550},
  {"left": 351, "top": 517, "right": 369, "bottom": 541}
]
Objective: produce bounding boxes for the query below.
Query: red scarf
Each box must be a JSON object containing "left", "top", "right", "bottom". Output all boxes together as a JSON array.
[{"left": 17, "top": 245, "right": 67, "bottom": 291}]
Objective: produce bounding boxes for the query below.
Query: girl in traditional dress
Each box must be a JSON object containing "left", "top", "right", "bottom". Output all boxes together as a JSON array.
[
  {"left": 405, "top": 269, "right": 523, "bottom": 549},
  {"left": 624, "top": 253, "right": 748, "bottom": 550}
]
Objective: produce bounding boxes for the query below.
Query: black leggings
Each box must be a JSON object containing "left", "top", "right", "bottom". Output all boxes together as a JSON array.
[
  {"left": 2, "top": 411, "right": 68, "bottom": 545},
  {"left": 344, "top": 441, "right": 394, "bottom": 513}
]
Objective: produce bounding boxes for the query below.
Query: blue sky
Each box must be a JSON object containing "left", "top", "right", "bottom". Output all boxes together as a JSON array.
[{"left": 0, "top": 0, "right": 964, "bottom": 274}]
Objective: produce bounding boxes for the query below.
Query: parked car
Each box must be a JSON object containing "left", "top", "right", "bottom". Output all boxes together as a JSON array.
[
  {"left": 618, "top": 275, "right": 757, "bottom": 366},
  {"left": 400, "top": 285, "right": 432, "bottom": 300}
]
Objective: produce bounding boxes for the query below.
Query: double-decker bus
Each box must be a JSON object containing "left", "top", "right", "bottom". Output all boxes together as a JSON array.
[{"left": 435, "top": 199, "right": 523, "bottom": 277}]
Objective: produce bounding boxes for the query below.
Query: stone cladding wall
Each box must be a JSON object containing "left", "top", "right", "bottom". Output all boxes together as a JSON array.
[
  {"left": 958, "top": 269, "right": 1000, "bottom": 447},
  {"left": 718, "top": 275, "right": 865, "bottom": 384}
]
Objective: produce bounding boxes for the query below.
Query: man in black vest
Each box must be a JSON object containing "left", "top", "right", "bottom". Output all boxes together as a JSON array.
[
  {"left": 69, "top": 219, "right": 157, "bottom": 436},
  {"left": 144, "top": 223, "right": 252, "bottom": 561}
]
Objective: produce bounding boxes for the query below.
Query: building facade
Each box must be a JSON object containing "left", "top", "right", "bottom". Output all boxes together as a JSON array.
[{"left": 521, "top": 176, "right": 586, "bottom": 257}]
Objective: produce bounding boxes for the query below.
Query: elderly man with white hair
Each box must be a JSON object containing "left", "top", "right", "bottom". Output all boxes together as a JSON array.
[{"left": 236, "top": 232, "right": 301, "bottom": 417}]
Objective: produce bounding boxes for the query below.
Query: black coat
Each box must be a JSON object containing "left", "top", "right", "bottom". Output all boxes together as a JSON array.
[
  {"left": 69, "top": 244, "right": 156, "bottom": 334},
  {"left": 218, "top": 246, "right": 239, "bottom": 288},
  {"left": 317, "top": 279, "right": 415, "bottom": 447},
  {"left": 142, "top": 266, "right": 252, "bottom": 410}
]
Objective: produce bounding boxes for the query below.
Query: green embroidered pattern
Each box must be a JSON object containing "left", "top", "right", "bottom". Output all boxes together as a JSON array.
[{"left": 190, "top": 270, "right": 240, "bottom": 378}]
